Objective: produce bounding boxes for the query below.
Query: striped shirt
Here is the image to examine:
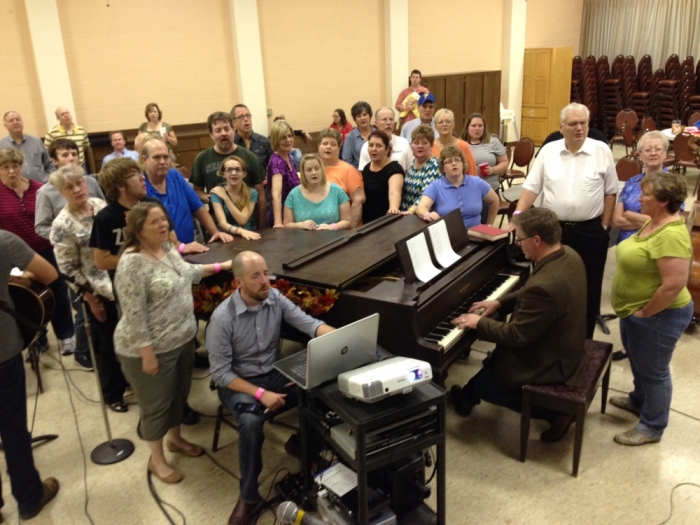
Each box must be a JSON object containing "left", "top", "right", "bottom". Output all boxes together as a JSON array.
[
  {"left": 44, "top": 123, "right": 90, "bottom": 165},
  {"left": 0, "top": 179, "right": 52, "bottom": 252}
]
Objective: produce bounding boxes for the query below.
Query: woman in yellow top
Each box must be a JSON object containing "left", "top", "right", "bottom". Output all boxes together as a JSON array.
[{"left": 609, "top": 171, "right": 693, "bottom": 446}]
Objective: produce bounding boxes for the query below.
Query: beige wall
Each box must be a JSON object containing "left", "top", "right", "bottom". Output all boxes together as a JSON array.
[
  {"left": 0, "top": 0, "right": 46, "bottom": 136},
  {"left": 55, "top": 0, "right": 238, "bottom": 133},
  {"left": 525, "top": 0, "right": 584, "bottom": 55},
  {"left": 258, "top": 0, "right": 385, "bottom": 133},
  {"left": 408, "top": 0, "right": 504, "bottom": 75}
]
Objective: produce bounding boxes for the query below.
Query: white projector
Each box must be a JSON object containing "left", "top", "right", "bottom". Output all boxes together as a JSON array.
[{"left": 337, "top": 357, "right": 432, "bottom": 403}]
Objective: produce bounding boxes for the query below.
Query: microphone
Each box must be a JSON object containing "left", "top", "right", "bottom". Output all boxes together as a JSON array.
[{"left": 277, "top": 501, "right": 325, "bottom": 525}]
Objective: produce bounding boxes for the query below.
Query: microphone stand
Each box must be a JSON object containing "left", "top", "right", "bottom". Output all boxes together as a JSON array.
[{"left": 68, "top": 277, "right": 134, "bottom": 465}]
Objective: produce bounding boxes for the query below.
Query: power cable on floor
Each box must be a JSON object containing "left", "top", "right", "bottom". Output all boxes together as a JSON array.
[{"left": 657, "top": 482, "right": 700, "bottom": 525}]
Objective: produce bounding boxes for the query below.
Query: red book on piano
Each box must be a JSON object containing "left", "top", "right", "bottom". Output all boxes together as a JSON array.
[{"left": 468, "top": 224, "right": 509, "bottom": 242}]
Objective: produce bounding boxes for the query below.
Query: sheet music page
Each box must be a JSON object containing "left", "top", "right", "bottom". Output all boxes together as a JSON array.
[
  {"left": 406, "top": 233, "right": 441, "bottom": 283},
  {"left": 315, "top": 462, "right": 357, "bottom": 496},
  {"left": 427, "top": 221, "right": 461, "bottom": 268}
]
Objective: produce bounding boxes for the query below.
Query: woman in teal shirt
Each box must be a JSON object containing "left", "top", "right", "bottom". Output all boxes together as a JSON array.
[
  {"left": 210, "top": 156, "right": 261, "bottom": 240},
  {"left": 284, "top": 154, "right": 351, "bottom": 230},
  {"left": 609, "top": 171, "right": 693, "bottom": 446}
]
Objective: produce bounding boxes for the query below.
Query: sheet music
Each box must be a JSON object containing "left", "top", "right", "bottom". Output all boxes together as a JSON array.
[
  {"left": 315, "top": 462, "right": 357, "bottom": 496},
  {"left": 427, "top": 221, "right": 461, "bottom": 268},
  {"left": 406, "top": 233, "right": 440, "bottom": 283}
]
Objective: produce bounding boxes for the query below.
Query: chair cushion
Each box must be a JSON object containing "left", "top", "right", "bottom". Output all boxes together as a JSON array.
[{"left": 522, "top": 340, "right": 613, "bottom": 405}]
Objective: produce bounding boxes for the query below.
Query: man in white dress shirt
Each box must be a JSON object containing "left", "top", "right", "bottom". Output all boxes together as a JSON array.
[
  {"left": 512, "top": 102, "right": 618, "bottom": 338},
  {"left": 358, "top": 107, "right": 414, "bottom": 171}
]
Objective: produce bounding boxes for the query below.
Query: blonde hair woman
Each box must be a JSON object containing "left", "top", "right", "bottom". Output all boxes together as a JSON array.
[
  {"left": 284, "top": 153, "right": 351, "bottom": 230},
  {"left": 210, "top": 155, "right": 261, "bottom": 240},
  {"left": 433, "top": 109, "right": 477, "bottom": 175},
  {"left": 267, "top": 120, "right": 300, "bottom": 227}
]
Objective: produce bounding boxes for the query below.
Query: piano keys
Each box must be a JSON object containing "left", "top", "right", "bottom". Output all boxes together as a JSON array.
[{"left": 187, "top": 211, "right": 528, "bottom": 385}]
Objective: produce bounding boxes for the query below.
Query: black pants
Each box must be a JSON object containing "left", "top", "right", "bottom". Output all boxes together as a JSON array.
[
  {"left": 559, "top": 217, "right": 609, "bottom": 339},
  {"left": 458, "top": 353, "right": 560, "bottom": 422},
  {"left": 84, "top": 299, "right": 127, "bottom": 404},
  {"left": 0, "top": 354, "right": 44, "bottom": 515}
]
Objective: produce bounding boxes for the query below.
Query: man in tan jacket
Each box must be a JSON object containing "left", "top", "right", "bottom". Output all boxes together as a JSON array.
[{"left": 450, "top": 207, "right": 588, "bottom": 442}]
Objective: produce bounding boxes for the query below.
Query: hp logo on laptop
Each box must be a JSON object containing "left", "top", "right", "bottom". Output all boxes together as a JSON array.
[{"left": 341, "top": 346, "right": 349, "bottom": 355}]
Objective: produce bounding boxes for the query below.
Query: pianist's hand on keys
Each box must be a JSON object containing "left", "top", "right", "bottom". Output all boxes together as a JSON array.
[{"left": 452, "top": 299, "right": 502, "bottom": 330}]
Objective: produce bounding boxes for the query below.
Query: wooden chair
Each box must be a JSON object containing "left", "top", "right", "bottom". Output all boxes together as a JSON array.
[
  {"left": 520, "top": 340, "right": 613, "bottom": 477},
  {"left": 672, "top": 133, "right": 700, "bottom": 173},
  {"left": 615, "top": 156, "right": 642, "bottom": 182},
  {"left": 501, "top": 137, "right": 534, "bottom": 189},
  {"left": 688, "top": 111, "right": 700, "bottom": 126},
  {"left": 497, "top": 200, "right": 517, "bottom": 228},
  {"left": 610, "top": 109, "right": 638, "bottom": 151}
]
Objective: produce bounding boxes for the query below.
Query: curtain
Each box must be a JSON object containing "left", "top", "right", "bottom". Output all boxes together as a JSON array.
[{"left": 580, "top": 0, "right": 700, "bottom": 69}]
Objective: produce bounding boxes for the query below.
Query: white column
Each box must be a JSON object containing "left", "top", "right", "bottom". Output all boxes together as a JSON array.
[
  {"left": 384, "top": 0, "right": 409, "bottom": 110},
  {"left": 24, "top": 0, "right": 75, "bottom": 129},
  {"left": 501, "top": 0, "right": 527, "bottom": 142},
  {"left": 228, "top": 0, "right": 268, "bottom": 136}
]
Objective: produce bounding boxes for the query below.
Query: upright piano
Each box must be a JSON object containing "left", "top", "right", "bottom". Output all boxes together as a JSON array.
[{"left": 188, "top": 212, "right": 529, "bottom": 385}]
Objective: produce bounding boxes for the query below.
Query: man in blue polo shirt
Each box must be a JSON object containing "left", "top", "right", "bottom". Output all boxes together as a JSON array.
[{"left": 142, "top": 138, "right": 233, "bottom": 244}]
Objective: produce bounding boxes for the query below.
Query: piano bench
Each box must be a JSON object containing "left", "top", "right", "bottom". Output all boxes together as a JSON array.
[
  {"left": 519, "top": 339, "right": 613, "bottom": 476},
  {"left": 212, "top": 403, "right": 297, "bottom": 452}
]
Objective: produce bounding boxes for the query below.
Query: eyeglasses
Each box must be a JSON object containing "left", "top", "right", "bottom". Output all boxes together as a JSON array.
[
  {"left": 563, "top": 120, "right": 588, "bottom": 129},
  {"left": 515, "top": 235, "right": 535, "bottom": 244},
  {"left": 125, "top": 171, "right": 141, "bottom": 179},
  {"left": 233, "top": 113, "right": 252, "bottom": 121},
  {"left": 223, "top": 167, "right": 244, "bottom": 174},
  {"left": 0, "top": 164, "right": 21, "bottom": 172},
  {"left": 641, "top": 147, "right": 664, "bottom": 154},
  {"left": 443, "top": 158, "right": 463, "bottom": 166}
]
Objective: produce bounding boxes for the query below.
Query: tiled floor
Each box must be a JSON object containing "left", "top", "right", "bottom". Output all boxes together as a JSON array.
[{"left": 3, "top": 156, "right": 699, "bottom": 525}]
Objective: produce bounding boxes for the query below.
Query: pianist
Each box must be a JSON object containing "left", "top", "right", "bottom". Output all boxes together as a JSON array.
[{"left": 449, "top": 208, "right": 588, "bottom": 442}]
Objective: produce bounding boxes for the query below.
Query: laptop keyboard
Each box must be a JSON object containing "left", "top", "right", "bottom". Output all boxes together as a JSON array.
[{"left": 290, "top": 362, "right": 307, "bottom": 379}]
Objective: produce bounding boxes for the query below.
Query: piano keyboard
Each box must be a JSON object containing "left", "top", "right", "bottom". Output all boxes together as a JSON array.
[{"left": 424, "top": 273, "right": 521, "bottom": 349}]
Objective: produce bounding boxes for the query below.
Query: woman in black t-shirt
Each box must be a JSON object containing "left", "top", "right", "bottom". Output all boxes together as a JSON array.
[{"left": 360, "top": 130, "right": 404, "bottom": 223}]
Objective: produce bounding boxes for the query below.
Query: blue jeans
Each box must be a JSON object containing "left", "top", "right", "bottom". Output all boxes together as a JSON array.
[
  {"left": 218, "top": 370, "right": 297, "bottom": 503},
  {"left": 620, "top": 303, "right": 693, "bottom": 438},
  {"left": 290, "top": 148, "right": 302, "bottom": 171},
  {"left": 38, "top": 249, "right": 74, "bottom": 341},
  {"left": 0, "top": 354, "right": 44, "bottom": 515}
]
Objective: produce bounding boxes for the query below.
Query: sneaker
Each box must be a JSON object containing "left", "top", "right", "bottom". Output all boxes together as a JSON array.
[
  {"left": 74, "top": 353, "right": 94, "bottom": 371},
  {"left": 614, "top": 428, "right": 661, "bottom": 446},
  {"left": 19, "top": 477, "right": 59, "bottom": 520},
  {"left": 609, "top": 396, "right": 640, "bottom": 417},
  {"left": 60, "top": 337, "right": 76, "bottom": 356}
]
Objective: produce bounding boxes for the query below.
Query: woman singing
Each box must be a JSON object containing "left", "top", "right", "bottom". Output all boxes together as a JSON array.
[{"left": 114, "top": 202, "right": 232, "bottom": 483}]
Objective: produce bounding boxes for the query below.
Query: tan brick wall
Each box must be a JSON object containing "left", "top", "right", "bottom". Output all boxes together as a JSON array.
[
  {"left": 525, "top": 0, "right": 584, "bottom": 55},
  {"left": 56, "top": 0, "right": 238, "bottom": 133},
  {"left": 257, "top": 0, "right": 385, "bottom": 133},
  {"left": 408, "top": 0, "right": 505, "bottom": 76},
  {"left": 0, "top": 0, "right": 47, "bottom": 136}
]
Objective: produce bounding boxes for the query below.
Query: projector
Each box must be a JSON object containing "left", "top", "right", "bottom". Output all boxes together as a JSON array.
[{"left": 338, "top": 357, "right": 432, "bottom": 403}]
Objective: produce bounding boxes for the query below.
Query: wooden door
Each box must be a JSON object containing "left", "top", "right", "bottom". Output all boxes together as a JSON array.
[
  {"left": 423, "top": 75, "right": 446, "bottom": 111},
  {"left": 482, "top": 71, "right": 501, "bottom": 136},
  {"left": 446, "top": 74, "right": 465, "bottom": 134}
]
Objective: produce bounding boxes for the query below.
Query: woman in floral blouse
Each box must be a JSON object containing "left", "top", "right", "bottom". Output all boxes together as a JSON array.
[
  {"left": 114, "top": 201, "right": 231, "bottom": 484},
  {"left": 49, "top": 165, "right": 128, "bottom": 412}
]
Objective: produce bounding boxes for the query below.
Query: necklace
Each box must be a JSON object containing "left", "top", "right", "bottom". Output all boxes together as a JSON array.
[{"left": 141, "top": 243, "right": 181, "bottom": 276}]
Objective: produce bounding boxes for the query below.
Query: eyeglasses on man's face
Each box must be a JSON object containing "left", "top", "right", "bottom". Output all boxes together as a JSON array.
[{"left": 233, "top": 113, "right": 252, "bottom": 121}]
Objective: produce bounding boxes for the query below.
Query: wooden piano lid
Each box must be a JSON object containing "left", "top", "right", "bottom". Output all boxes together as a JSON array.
[{"left": 186, "top": 214, "right": 428, "bottom": 289}]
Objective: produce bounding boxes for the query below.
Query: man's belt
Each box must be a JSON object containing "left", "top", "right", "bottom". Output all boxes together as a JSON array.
[{"left": 559, "top": 216, "right": 602, "bottom": 229}]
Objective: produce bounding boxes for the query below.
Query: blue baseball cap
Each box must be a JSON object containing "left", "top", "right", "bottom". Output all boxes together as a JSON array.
[{"left": 419, "top": 93, "right": 436, "bottom": 105}]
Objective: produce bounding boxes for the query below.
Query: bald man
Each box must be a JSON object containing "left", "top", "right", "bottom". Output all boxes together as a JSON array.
[
  {"left": 44, "top": 106, "right": 90, "bottom": 168},
  {"left": 207, "top": 251, "right": 334, "bottom": 525},
  {"left": 0, "top": 111, "right": 55, "bottom": 182}
]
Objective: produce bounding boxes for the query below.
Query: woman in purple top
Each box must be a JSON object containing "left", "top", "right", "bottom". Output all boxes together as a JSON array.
[{"left": 267, "top": 120, "right": 300, "bottom": 227}]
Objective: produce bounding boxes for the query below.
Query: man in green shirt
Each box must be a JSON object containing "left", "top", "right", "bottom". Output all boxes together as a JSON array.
[{"left": 191, "top": 112, "right": 267, "bottom": 228}]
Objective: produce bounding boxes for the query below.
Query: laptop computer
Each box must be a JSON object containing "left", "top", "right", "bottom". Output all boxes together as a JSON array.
[{"left": 274, "top": 313, "right": 379, "bottom": 389}]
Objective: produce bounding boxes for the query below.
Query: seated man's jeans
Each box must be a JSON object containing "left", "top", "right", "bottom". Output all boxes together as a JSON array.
[{"left": 218, "top": 370, "right": 297, "bottom": 504}]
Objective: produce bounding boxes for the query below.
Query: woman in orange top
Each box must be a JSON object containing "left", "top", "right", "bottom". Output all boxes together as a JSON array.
[{"left": 432, "top": 109, "right": 477, "bottom": 176}]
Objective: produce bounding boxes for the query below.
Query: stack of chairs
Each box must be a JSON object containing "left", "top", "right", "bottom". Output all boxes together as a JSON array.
[
  {"left": 629, "top": 55, "right": 653, "bottom": 125},
  {"left": 581, "top": 56, "right": 599, "bottom": 125},
  {"left": 678, "top": 56, "right": 697, "bottom": 124},
  {"left": 689, "top": 61, "right": 700, "bottom": 123},
  {"left": 621, "top": 56, "right": 638, "bottom": 108},
  {"left": 598, "top": 57, "right": 623, "bottom": 137},
  {"left": 571, "top": 56, "right": 583, "bottom": 103},
  {"left": 657, "top": 55, "right": 681, "bottom": 129},
  {"left": 648, "top": 69, "right": 666, "bottom": 127}
]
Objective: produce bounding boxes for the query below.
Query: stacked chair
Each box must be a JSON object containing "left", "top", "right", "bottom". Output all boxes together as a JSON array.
[
  {"left": 571, "top": 56, "right": 583, "bottom": 103},
  {"left": 678, "top": 56, "right": 697, "bottom": 124},
  {"left": 580, "top": 56, "right": 599, "bottom": 126}
]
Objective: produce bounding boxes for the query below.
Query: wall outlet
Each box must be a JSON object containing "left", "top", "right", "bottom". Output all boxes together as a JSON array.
[{"left": 267, "top": 108, "right": 273, "bottom": 117}]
